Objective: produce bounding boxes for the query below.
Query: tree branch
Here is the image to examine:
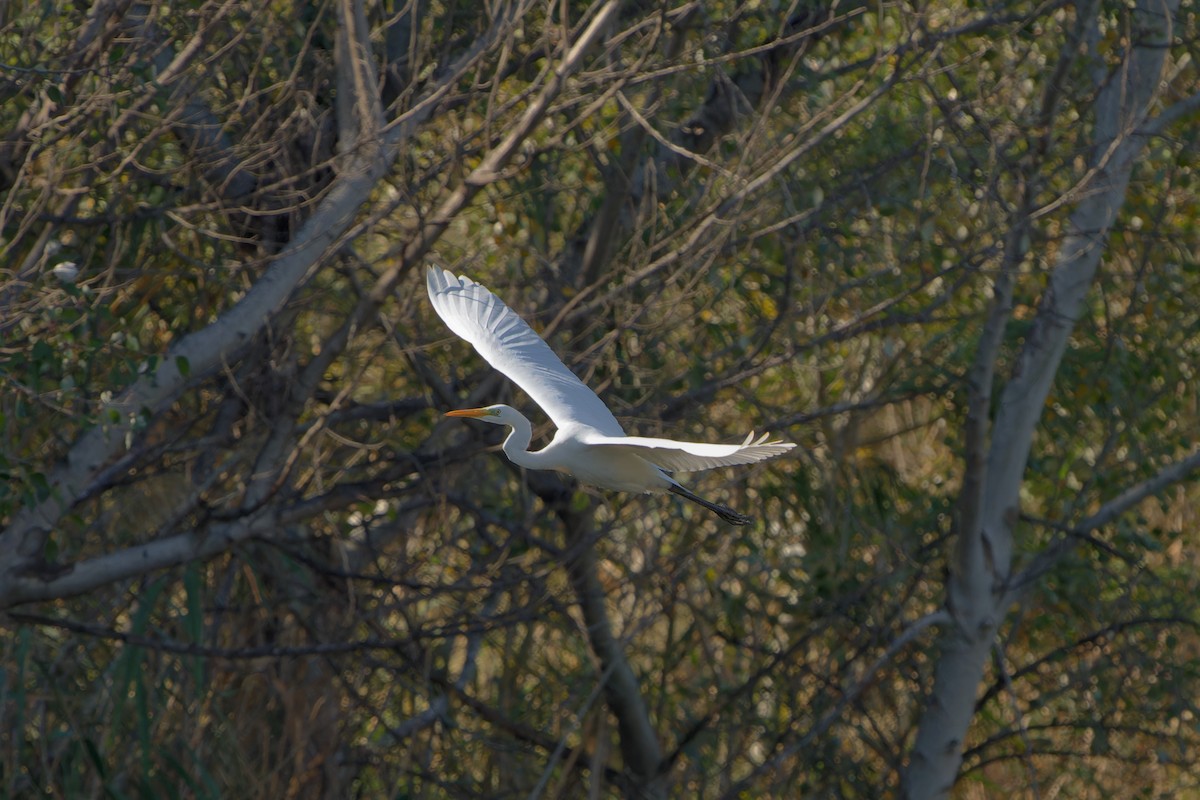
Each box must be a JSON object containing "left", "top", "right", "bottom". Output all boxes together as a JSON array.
[
  {"left": 1007, "top": 446, "right": 1200, "bottom": 603},
  {"left": 0, "top": 2, "right": 537, "bottom": 596},
  {"left": 719, "top": 609, "right": 950, "bottom": 800}
]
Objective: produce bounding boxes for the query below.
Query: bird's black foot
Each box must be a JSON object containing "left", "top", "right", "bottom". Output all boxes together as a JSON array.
[{"left": 669, "top": 484, "right": 753, "bottom": 525}]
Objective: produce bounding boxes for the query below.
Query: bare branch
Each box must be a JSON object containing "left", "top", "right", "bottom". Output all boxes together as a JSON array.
[
  {"left": 558, "top": 500, "right": 665, "bottom": 797},
  {"left": 720, "top": 610, "right": 951, "bottom": 800},
  {"left": 0, "top": 2, "right": 539, "bottom": 591},
  {"left": 1008, "top": 446, "right": 1200, "bottom": 602},
  {"left": 1141, "top": 89, "right": 1200, "bottom": 137}
]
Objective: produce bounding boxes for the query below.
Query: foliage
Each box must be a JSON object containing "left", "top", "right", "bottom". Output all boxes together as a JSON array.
[{"left": 1, "top": 0, "right": 1198, "bottom": 797}]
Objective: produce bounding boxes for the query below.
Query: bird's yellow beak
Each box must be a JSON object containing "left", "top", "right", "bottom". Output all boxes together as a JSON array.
[{"left": 445, "top": 407, "right": 491, "bottom": 418}]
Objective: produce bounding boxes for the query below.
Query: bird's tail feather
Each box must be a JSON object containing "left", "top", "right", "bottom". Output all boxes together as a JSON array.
[{"left": 669, "top": 484, "right": 753, "bottom": 526}]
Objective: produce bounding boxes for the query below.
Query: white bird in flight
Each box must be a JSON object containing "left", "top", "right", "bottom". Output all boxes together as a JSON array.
[{"left": 427, "top": 267, "right": 794, "bottom": 525}]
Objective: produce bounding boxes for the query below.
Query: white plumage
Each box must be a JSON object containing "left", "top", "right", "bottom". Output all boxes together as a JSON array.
[{"left": 427, "top": 267, "right": 793, "bottom": 524}]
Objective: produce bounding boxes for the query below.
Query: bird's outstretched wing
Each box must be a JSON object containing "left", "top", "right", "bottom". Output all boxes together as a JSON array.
[
  {"left": 583, "top": 431, "right": 795, "bottom": 473},
  {"left": 426, "top": 267, "right": 624, "bottom": 436}
]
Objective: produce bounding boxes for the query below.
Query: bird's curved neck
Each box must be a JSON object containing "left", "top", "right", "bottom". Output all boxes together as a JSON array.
[{"left": 500, "top": 413, "right": 550, "bottom": 470}]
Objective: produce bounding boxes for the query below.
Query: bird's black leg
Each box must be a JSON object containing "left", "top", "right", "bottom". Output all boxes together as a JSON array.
[{"left": 668, "top": 484, "right": 753, "bottom": 526}]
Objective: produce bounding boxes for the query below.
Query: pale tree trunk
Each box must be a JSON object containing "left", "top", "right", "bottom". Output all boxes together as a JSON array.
[{"left": 902, "top": 0, "right": 1182, "bottom": 796}]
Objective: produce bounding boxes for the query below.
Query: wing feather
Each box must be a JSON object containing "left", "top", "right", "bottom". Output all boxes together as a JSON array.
[
  {"left": 426, "top": 267, "right": 624, "bottom": 436},
  {"left": 582, "top": 432, "right": 795, "bottom": 473}
]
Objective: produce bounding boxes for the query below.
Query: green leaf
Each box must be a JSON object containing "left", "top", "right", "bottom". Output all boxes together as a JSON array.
[
  {"left": 31, "top": 339, "right": 53, "bottom": 366},
  {"left": 30, "top": 472, "right": 51, "bottom": 502}
]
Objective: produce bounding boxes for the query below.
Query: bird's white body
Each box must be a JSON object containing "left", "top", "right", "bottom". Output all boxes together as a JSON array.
[
  {"left": 491, "top": 413, "right": 673, "bottom": 493},
  {"left": 559, "top": 440, "right": 672, "bottom": 493},
  {"left": 428, "top": 267, "right": 794, "bottom": 524}
]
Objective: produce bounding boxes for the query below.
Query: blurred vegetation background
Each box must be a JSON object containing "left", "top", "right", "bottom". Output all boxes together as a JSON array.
[{"left": 1, "top": 0, "right": 1197, "bottom": 797}]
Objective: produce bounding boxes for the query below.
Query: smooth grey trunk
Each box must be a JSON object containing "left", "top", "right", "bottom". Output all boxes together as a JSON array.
[{"left": 902, "top": 1, "right": 1182, "bottom": 796}]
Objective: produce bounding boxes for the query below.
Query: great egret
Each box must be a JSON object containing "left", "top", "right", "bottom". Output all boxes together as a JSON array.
[{"left": 427, "top": 267, "right": 794, "bottom": 525}]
